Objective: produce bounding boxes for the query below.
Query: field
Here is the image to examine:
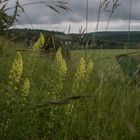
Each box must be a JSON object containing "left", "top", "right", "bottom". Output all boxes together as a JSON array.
[
  {"left": 0, "top": 36, "right": 140, "bottom": 140},
  {"left": 72, "top": 49, "right": 140, "bottom": 74}
]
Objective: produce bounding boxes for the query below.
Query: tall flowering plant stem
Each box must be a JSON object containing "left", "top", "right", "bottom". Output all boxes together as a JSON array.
[{"left": 9, "top": 51, "right": 23, "bottom": 93}]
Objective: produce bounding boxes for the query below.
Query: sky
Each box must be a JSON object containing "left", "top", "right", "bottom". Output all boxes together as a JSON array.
[{"left": 7, "top": 0, "right": 140, "bottom": 33}]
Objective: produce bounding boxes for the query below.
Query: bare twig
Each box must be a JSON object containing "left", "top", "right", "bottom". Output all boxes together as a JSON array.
[
  {"left": 86, "top": 0, "right": 89, "bottom": 33},
  {"left": 128, "top": 0, "right": 132, "bottom": 48},
  {"left": 105, "top": 0, "right": 121, "bottom": 31},
  {"left": 25, "top": 94, "right": 96, "bottom": 111}
]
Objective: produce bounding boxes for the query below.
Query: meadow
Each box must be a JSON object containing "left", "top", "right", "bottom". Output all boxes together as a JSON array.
[{"left": 0, "top": 35, "right": 140, "bottom": 140}]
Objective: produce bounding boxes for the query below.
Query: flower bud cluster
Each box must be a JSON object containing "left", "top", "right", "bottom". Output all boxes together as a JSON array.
[
  {"left": 55, "top": 48, "right": 67, "bottom": 79},
  {"left": 22, "top": 78, "right": 30, "bottom": 97},
  {"left": 32, "top": 33, "right": 45, "bottom": 53},
  {"left": 9, "top": 52, "right": 23, "bottom": 91}
]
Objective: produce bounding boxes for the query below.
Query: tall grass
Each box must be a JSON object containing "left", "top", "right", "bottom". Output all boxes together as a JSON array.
[
  {"left": 0, "top": 0, "right": 139, "bottom": 139},
  {"left": 0, "top": 35, "right": 140, "bottom": 139},
  {"left": 128, "top": 0, "right": 132, "bottom": 49}
]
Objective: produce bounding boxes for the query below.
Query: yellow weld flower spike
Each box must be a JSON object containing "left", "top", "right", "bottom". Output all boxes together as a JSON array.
[
  {"left": 61, "top": 59, "right": 67, "bottom": 78},
  {"left": 56, "top": 48, "right": 63, "bottom": 65},
  {"left": 32, "top": 33, "right": 45, "bottom": 53},
  {"left": 75, "top": 57, "right": 86, "bottom": 80},
  {"left": 22, "top": 78, "right": 30, "bottom": 97},
  {"left": 9, "top": 52, "right": 23, "bottom": 86},
  {"left": 86, "top": 59, "right": 93, "bottom": 76},
  {"left": 55, "top": 47, "right": 67, "bottom": 78}
]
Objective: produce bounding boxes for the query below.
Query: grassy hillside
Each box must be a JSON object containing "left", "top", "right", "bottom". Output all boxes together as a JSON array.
[
  {"left": 86, "top": 31, "right": 140, "bottom": 42},
  {"left": 7, "top": 29, "right": 140, "bottom": 49},
  {"left": 0, "top": 36, "right": 140, "bottom": 139}
]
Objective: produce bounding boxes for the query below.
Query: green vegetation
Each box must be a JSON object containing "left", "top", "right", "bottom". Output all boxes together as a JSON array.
[
  {"left": 0, "top": 35, "right": 140, "bottom": 140},
  {"left": 7, "top": 29, "right": 140, "bottom": 49},
  {"left": 1, "top": 0, "right": 140, "bottom": 139}
]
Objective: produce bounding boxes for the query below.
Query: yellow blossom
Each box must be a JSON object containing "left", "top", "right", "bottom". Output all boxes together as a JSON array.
[
  {"left": 86, "top": 59, "right": 94, "bottom": 80},
  {"left": 9, "top": 52, "right": 23, "bottom": 90},
  {"left": 22, "top": 78, "right": 30, "bottom": 97},
  {"left": 32, "top": 33, "right": 45, "bottom": 53},
  {"left": 72, "top": 57, "right": 86, "bottom": 94},
  {"left": 55, "top": 48, "right": 67, "bottom": 78},
  {"left": 61, "top": 59, "right": 67, "bottom": 78},
  {"left": 75, "top": 57, "right": 86, "bottom": 80}
]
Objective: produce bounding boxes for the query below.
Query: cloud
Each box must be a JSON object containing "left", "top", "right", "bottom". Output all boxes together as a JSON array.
[{"left": 7, "top": 0, "right": 140, "bottom": 32}]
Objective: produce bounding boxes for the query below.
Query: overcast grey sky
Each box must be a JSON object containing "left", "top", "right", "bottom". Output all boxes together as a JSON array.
[{"left": 8, "top": 0, "right": 140, "bottom": 33}]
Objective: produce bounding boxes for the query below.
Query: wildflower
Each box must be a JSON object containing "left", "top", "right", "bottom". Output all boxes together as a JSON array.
[
  {"left": 9, "top": 52, "right": 23, "bottom": 91},
  {"left": 55, "top": 47, "right": 67, "bottom": 78},
  {"left": 86, "top": 59, "right": 94, "bottom": 80},
  {"left": 56, "top": 48, "right": 63, "bottom": 66},
  {"left": 32, "top": 33, "right": 45, "bottom": 53},
  {"left": 75, "top": 57, "right": 86, "bottom": 81},
  {"left": 61, "top": 59, "right": 67, "bottom": 78},
  {"left": 54, "top": 48, "right": 67, "bottom": 94},
  {"left": 22, "top": 78, "right": 30, "bottom": 97},
  {"left": 72, "top": 57, "right": 85, "bottom": 94}
]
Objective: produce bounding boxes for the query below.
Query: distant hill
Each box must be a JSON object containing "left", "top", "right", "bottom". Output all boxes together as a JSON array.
[
  {"left": 6, "top": 29, "right": 140, "bottom": 49},
  {"left": 7, "top": 28, "right": 64, "bottom": 41},
  {"left": 69, "top": 31, "right": 140, "bottom": 49},
  {"left": 85, "top": 31, "right": 140, "bottom": 43}
]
